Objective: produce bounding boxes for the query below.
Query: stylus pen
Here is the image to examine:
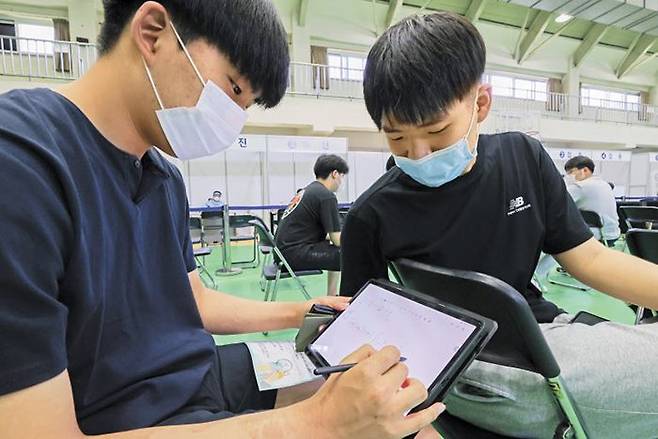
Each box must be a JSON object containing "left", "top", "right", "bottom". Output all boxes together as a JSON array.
[{"left": 313, "top": 357, "right": 407, "bottom": 376}]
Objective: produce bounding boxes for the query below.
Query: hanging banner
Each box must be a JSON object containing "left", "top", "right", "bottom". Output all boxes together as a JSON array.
[
  {"left": 267, "top": 135, "right": 348, "bottom": 153},
  {"left": 545, "top": 148, "right": 592, "bottom": 161},
  {"left": 594, "top": 150, "right": 631, "bottom": 162},
  {"left": 544, "top": 148, "right": 631, "bottom": 162},
  {"left": 228, "top": 134, "right": 267, "bottom": 152}
]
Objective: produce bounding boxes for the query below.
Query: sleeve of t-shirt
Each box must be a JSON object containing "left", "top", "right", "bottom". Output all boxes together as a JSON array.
[
  {"left": 319, "top": 196, "right": 341, "bottom": 235},
  {"left": 0, "top": 144, "right": 72, "bottom": 396},
  {"left": 183, "top": 201, "right": 196, "bottom": 273},
  {"left": 339, "top": 213, "right": 389, "bottom": 296},
  {"left": 537, "top": 145, "right": 593, "bottom": 254}
]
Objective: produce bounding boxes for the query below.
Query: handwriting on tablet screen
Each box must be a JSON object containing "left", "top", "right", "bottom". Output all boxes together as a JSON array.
[{"left": 309, "top": 284, "right": 476, "bottom": 388}]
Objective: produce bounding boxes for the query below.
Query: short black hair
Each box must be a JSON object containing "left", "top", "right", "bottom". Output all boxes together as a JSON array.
[
  {"left": 363, "top": 12, "right": 486, "bottom": 129},
  {"left": 212, "top": 190, "right": 222, "bottom": 196},
  {"left": 564, "top": 156, "right": 595, "bottom": 173},
  {"left": 314, "top": 154, "right": 349, "bottom": 179},
  {"left": 385, "top": 155, "right": 396, "bottom": 171},
  {"left": 99, "top": 0, "right": 289, "bottom": 108}
]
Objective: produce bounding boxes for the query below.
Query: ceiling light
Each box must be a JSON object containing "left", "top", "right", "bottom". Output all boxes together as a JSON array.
[{"left": 555, "top": 13, "right": 573, "bottom": 23}]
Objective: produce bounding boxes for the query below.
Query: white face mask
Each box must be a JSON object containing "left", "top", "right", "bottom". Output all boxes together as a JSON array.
[{"left": 143, "top": 23, "right": 248, "bottom": 160}]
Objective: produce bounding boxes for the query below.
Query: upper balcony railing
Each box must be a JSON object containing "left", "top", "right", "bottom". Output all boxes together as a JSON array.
[
  {"left": 1, "top": 42, "right": 656, "bottom": 128},
  {"left": 287, "top": 62, "right": 658, "bottom": 128},
  {"left": 0, "top": 35, "right": 97, "bottom": 81}
]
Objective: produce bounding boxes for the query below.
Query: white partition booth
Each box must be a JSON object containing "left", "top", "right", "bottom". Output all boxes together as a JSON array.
[{"left": 180, "top": 135, "right": 389, "bottom": 218}]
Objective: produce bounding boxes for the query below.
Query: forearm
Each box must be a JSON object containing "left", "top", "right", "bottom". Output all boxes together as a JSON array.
[
  {"left": 565, "top": 244, "right": 658, "bottom": 309},
  {"left": 197, "top": 287, "right": 307, "bottom": 334},
  {"left": 97, "top": 401, "right": 317, "bottom": 439}
]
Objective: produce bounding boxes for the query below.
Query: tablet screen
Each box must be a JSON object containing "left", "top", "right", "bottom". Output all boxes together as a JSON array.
[{"left": 308, "top": 282, "right": 477, "bottom": 388}]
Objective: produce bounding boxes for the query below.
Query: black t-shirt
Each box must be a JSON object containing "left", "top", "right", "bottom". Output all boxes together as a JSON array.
[
  {"left": 339, "top": 132, "right": 593, "bottom": 323},
  {"left": 0, "top": 89, "right": 216, "bottom": 434},
  {"left": 275, "top": 181, "right": 341, "bottom": 252}
]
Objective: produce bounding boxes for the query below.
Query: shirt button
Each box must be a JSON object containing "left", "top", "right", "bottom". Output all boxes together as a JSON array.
[{"left": 134, "top": 160, "right": 141, "bottom": 169}]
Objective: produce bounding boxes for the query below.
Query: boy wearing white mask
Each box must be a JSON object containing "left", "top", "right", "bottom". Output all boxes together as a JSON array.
[
  {"left": 340, "top": 12, "right": 658, "bottom": 438},
  {"left": 0, "top": 1, "right": 443, "bottom": 438}
]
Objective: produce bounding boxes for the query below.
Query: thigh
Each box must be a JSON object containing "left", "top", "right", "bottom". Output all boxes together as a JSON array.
[
  {"left": 157, "top": 343, "right": 277, "bottom": 426},
  {"left": 286, "top": 242, "right": 340, "bottom": 272},
  {"left": 215, "top": 343, "right": 278, "bottom": 413}
]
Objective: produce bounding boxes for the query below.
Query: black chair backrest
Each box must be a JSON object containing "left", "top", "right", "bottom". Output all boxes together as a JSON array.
[
  {"left": 229, "top": 214, "right": 257, "bottom": 229},
  {"left": 617, "top": 201, "right": 641, "bottom": 234},
  {"left": 249, "top": 219, "right": 276, "bottom": 248},
  {"left": 579, "top": 210, "right": 603, "bottom": 229},
  {"left": 620, "top": 206, "right": 658, "bottom": 229},
  {"left": 189, "top": 217, "right": 202, "bottom": 230},
  {"left": 391, "top": 259, "right": 560, "bottom": 379},
  {"left": 200, "top": 210, "right": 223, "bottom": 219},
  {"left": 640, "top": 198, "right": 658, "bottom": 208},
  {"left": 626, "top": 229, "right": 658, "bottom": 265}
]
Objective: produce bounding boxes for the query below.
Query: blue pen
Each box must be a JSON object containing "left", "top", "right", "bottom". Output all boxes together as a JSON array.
[{"left": 313, "top": 357, "right": 407, "bottom": 375}]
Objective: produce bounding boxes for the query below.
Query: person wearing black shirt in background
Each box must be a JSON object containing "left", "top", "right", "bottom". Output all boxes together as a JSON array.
[
  {"left": 340, "top": 11, "right": 658, "bottom": 438},
  {"left": 276, "top": 154, "right": 348, "bottom": 296}
]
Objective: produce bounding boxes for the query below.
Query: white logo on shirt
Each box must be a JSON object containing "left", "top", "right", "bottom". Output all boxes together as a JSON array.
[{"left": 507, "top": 196, "right": 532, "bottom": 216}]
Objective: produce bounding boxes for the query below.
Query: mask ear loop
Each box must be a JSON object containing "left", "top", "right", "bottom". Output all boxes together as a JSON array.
[
  {"left": 142, "top": 57, "right": 165, "bottom": 110},
  {"left": 170, "top": 22, "right": 206, "bottom": 87}
]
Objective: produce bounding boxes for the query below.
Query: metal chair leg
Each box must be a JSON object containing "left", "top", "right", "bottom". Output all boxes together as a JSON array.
[
  {"left": 264, "top": 278, "right": 272, "bottom": 302},
  {"left": 549, "top": 279, "right": 590, "bottom": 292},
  {"left": 635, "top": 306, "right": 646, "bottom": 325},
  {"left": 291, "top": 272, "right": 312, "bottom": 300},
  {"left": 271, "top": 267, "right": 282, "bottom": 302}
]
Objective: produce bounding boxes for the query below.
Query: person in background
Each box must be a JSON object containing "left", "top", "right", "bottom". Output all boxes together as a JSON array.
[
  {"left": 275, "top": 154, "right": 348, "bottom": 296},
  {"left": 564, "top": 156, "right": 621, "bottom": 246},
  {"left": 0, "top": 1, "right": 441, "bottom": 438},
  {"left": 206, "top": 190, "right": 224, "bottom": 208}
]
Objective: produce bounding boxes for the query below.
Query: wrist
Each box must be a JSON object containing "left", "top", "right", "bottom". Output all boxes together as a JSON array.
[
  {"left": 287, "top": 397, "right": 333, "bottom": 439},
  {"left": 289, "top": 301, "right": 310, "bottom": 328}
]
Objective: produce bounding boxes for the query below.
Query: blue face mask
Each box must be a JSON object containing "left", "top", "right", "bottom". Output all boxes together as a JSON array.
[{"left": 394, "top": 99, "right": 479, "bottom": 188}]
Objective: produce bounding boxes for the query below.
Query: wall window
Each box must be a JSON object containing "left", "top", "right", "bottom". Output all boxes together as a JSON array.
[
  {"left": 581, "top": 86, "right": 641, "bottom": 111},
  {"left": 483, "top": 72, "right": 547, "bottom": 102},
  {"left": 0, "top": 21, "right": 17, "bottom": 52},
  {"left": 16, "top": 22, "right": 55, "bottom": 54},
  {"left": 328, "top": 51, "right": 366, "bottom": 81}
]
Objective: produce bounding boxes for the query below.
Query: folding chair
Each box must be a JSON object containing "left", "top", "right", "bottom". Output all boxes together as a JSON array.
[
  {"left": 193, "top": 247, "right": 216, "bottom": 289},
  {"left": 189, "top": 217, "right": 203, "bottom": 245},
  {"left": 625, "top": 229, "right": 658, "bottom": 325},
  {"left": 227, "top": 214, "right": 260, "bottom": 269},
  {"left": 248, "top": 216, "right": 274, "bottom": 291},
  {"left": 249, "top": 220, "right": 322, "bottom": 303},
  {"left": 200, "top": 211, "right": 224, "bottom": 245},
  {"left": 391, "top": 258, "right": 590, "bottom": 439},
  {"left": 620, "top": 206, "right": 658, "bottom": 231}
]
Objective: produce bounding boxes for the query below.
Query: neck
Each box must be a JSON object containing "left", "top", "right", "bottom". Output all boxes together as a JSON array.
[
  {"left": 57, "top": 55, "right": 153, "bottom": 158},
  {"left": 317, "top": 178, "right": 334, "bottom": 192}
]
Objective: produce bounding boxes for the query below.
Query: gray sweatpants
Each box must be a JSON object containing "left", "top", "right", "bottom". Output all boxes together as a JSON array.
[{"left": 445, "top": 315, "right": 658, "bottom": 438}]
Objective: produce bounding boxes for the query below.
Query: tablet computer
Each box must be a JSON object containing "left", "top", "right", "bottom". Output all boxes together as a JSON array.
[{"left": 305, "top": 279, "right": 497, "bottom": 412}]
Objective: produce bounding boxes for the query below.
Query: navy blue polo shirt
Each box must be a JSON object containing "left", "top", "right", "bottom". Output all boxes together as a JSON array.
[{"left": 0, "top": 89, "right": 216, "bottom": 434}]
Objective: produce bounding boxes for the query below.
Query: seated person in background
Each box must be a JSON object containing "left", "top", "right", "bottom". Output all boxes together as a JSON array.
[
  {"left": 564, "top": 156, "right": 621, "bottom": 246},
  {"left": 205, "top": 190, "right": 224, "bottom": 208},
  {"left": 0, "top": 2, "right": 441, "bottom": 438},
  {"left": 276, "top": 154, "right": 348, "bottom": 296},
  {"left": 340, "top": 11, "right": 658, "bottom": 438}
]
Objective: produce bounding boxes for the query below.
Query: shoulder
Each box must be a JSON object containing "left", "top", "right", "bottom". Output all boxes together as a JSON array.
[
  {"left": 481, "top": 131, "right": 544, "bottom": 159},
  {"left": 348, "top": 168, "right": 401, "bottom": 220}
]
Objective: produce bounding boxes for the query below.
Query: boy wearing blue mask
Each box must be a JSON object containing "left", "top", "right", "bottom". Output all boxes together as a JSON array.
[
  {"left": 0, "top": 1, "right": 442, "bottom": 438},
  {"left": 341, "top": 11, "right": 658, "bottom": 438}
]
